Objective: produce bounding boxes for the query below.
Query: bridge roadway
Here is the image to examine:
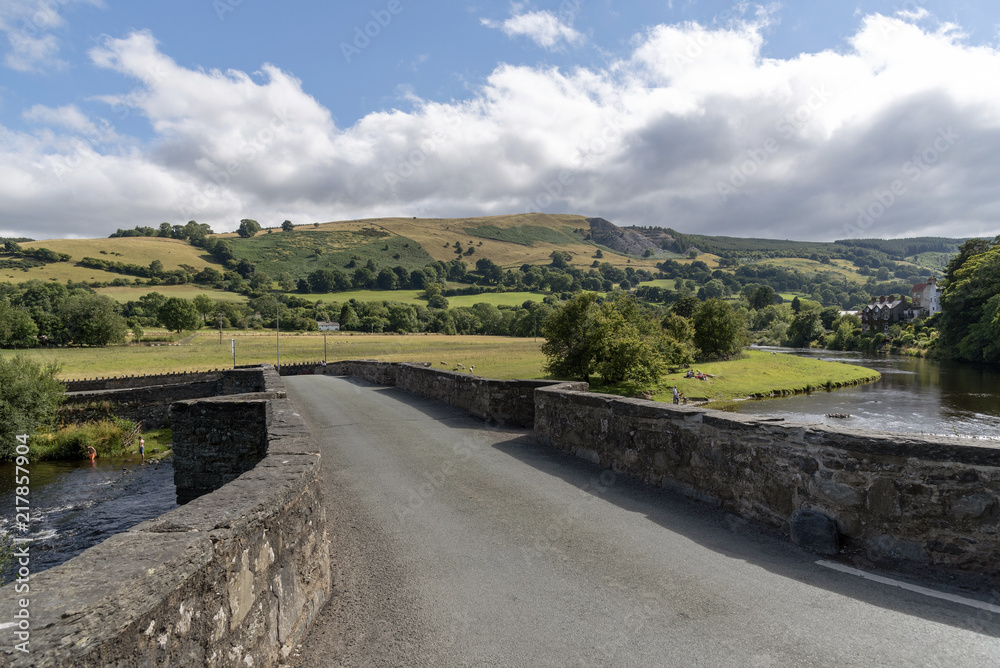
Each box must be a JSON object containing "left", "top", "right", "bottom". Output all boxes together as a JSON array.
[{"left": 284, "top": 375, "right": 1000, "bottom": 667}]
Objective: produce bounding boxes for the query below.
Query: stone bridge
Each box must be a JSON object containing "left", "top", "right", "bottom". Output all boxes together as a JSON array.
[{"left": 2, "top": 361, "right": 998, "bottom": 666}]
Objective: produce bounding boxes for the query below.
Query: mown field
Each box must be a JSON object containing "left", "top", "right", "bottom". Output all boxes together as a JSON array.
[
  {"left": 663, "top": 350, "right": 881, "bottom": 404},
  {"left": 5, "top": 335, "right": 880, "bottom": 405},
  {"left": 8, "top": 333, "right": 548, "bottom": 381}
]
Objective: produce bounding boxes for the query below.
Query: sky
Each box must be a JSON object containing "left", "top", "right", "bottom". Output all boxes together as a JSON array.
[{"left": 1, "top": 1, "right": 999, "bottom": 241}]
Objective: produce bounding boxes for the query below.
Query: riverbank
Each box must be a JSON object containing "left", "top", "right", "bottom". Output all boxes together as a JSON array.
[{"left": 650, "top": 350, "right": 881, "bottom": 405}]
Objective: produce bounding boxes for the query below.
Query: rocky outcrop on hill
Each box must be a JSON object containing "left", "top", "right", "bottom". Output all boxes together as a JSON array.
[{"left": 587, "top": 217, "right": 660, "bottom": 256}]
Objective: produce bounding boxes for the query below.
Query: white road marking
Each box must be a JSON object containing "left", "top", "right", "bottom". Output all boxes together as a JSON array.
[{"left": 817, "top": 560, "right": 1000, "bottom": 614}]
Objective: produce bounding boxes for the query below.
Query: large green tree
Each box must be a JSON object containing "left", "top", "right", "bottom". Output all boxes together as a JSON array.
[
  {"left": 158, "top": 297, "right": 202, "bottom": 333},
  {"left": 0, "top": 355, "right": 64, "bottom": 461},
  {"left": 541, "top": 292, "right": 602, "bottom": 381},
  {"left": 0, "top": 299, "right": 38, "bottom": 347},
  {"left": 543, "top": 293, "right": 683, "bottom": 384},
  {"left": 939, "top": 238, "right": 1000, "bottom": 362},
  {"left": 237, "top": 219, "right": 261, "bottom": 238},
  {"left": 785, "top": 309, "right": 825, "bottom": 348},
  {"left": 58, "top": 294, "right": 128, "bottom": 346},
  {"left": 692, "top": 298, "right": 746, "bottom": 359}
]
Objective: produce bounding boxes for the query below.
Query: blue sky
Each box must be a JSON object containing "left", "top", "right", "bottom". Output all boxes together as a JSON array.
[{"left": 1, "top": 0, "right": 999, "bottom": 240}]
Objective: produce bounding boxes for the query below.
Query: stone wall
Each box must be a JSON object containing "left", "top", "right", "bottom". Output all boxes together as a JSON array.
[
  {"left": 0, "top": 367, "right": 331, "bottom": 667},
  {"left": 64, "top": 370, "right": 225, "bottom": 393},
  {"left": 59, "top": 368, "right": 273, "bottom": 430},
  {"left": 534, "top": 384, "right": 1000, "bottom": 581},
  {"left": 318, "top": 360, "right": 588, "bottom": 428},
  {"left": 61, "top": 380, "right": 221, "bottom": 429},
  {"left": 312, "top": 360, "right": 1000, "bottom": 582},
  {"left": 171, "top": 397, "right": 271, "bottom": 504}
]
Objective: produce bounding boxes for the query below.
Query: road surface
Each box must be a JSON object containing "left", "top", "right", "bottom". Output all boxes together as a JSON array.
[{"left": 284, "top": 374, "right": 1000, "bottom": 667}]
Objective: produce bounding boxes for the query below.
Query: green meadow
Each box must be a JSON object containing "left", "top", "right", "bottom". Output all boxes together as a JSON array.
[{"left": 5, "top": 335, "right": 879, "bottom": 406}]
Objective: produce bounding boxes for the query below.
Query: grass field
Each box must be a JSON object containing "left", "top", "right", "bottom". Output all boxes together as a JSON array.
[
  {"left": 657, "top": 350, "right": 880, "bottom": 404},
  {"left": 445, "top": 292, "right": 548, "bottom": 307},
  {"left": 290, "top": 289, "right": 426, "bottom": 305},
  {"left": 6, "top": 333, "right": 548, "bottom": 380},
  {"left": 764, "top": 257, "right": 864, "bottom": 283},
  {"left": 5, "top": 334, "right": 880, "bottom": 407},
  {"left": 642, "top": 279, "right": 677, "bottom": 290},
  {"left": 96, "top": 285, "right": 247, "bottom": 302}
]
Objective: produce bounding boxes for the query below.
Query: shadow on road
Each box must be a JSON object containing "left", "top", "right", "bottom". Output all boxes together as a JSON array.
[
  {"left": 489, "top": 434, "right": 1000, "bottom": 640},
  {"left": 299, "top": 374, "right": 1000, "bottom": 639}
]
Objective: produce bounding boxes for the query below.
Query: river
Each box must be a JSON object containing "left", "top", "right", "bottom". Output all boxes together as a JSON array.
[
  {"left": 0, "top": 456, "right": 176, "bottom": 584},
  {"left": 717, "top": 347, "right": 1000, "bottom": 441}
]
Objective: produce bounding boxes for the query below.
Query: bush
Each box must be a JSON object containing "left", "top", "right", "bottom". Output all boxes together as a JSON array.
[
  {"left": 0, "top": 355, "right": 64, "bottom": 461},
  {"left": 31, "top": 417, "right": 139, "bottom": 461}
]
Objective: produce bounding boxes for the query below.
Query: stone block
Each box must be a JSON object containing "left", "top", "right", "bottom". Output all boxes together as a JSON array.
[
  {"left": 789, "top": 508, "right": 840, "bottom": 555},
  {"left": 866, "top": 534, "right": 930, "bottom": 564}
]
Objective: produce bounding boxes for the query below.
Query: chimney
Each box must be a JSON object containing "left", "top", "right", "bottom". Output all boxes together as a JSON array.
[
  {"left": 870, "top": 296, "right": 877, "bottom": 303},
  {"left": 879, "top": 296, "right": 886, "bottom": 303},
  {"left": 929, "top": 276, "right": 936, "bottom": 285}
]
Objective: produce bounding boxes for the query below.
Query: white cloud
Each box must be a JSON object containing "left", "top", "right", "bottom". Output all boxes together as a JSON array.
[
  {"left": 2, "top": 13, "right": 1000, "bottom": 241},
  {"left": 0, "top": 0, "right": 101, "bottom": 72},
  {"left": 482, "top": 8, "right": 583, "bottom": 50}
]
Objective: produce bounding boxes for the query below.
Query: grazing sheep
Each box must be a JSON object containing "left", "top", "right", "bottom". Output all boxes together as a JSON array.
[
  {"left": 470, "top": 365, "right": 475, "bottom": 375},
  {"left": 440, "top": 361, "right": 447, "bottom": 366}
]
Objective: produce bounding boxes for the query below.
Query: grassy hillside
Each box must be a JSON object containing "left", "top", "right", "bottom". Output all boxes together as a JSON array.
[
  {"left": 2, "top": 237, "right": 214, "bottom": 284},
  {"left": 228, "top": 227, "right": 437, "bottom": 275},
  {"left": 304, "top": 214, "right": 666, "bottom": 271}
]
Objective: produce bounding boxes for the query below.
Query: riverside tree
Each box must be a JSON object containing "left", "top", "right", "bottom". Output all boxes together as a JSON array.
[
  {"left": 0, "top": 355, "right": 64, "bottom": 461},
  {"left": 542, "top": 293, "right": 688, "bottom": 385},
  {"left": 692, "top": 298, "right": 747, "bottom": 359},
  {"left": 938, "top": 237, "right": 1000, "bottom": 363}
]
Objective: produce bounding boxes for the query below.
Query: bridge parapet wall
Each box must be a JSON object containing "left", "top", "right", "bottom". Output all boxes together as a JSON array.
[
  {"left": 59, "top": 368, "right": 276, "bottom": 430},
  {"left": 320, "top": 360, "right": 586, "bottom": 427},
  {"left": 534, "top": 383, "right": 1000, "bottom": 581},
  {"left": 0, "top": 366, "right": 330, "bottom": 667}
]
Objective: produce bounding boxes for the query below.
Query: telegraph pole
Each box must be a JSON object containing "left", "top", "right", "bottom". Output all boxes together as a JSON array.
[{"left": 276, "top": 306, "right": 280, "bottom": 371}]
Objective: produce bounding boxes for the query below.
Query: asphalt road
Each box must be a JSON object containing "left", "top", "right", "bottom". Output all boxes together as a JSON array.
[{"left": 284, "top": 374, "right": 1000, "bottom": 667}]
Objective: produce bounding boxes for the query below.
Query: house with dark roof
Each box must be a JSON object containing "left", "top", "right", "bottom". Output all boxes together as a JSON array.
[{"left": 860, "top": 295, "right": 920, "bottom": 333}]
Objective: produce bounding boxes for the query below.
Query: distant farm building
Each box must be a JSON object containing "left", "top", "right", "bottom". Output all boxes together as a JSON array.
[{"left": 318, "top": 321, "right": 341, "bottom": 331}]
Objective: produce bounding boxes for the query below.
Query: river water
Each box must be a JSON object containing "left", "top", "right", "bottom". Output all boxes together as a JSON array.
[
  {"left": 0, "top": 456, "right": 176, "bottom": 584},
  {"left": 718, "top": 347, "right": 1000, "bottom": 441}
]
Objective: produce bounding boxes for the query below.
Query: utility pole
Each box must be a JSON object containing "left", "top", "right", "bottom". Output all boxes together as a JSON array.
[
  {"left": 232, "top": 338, "right": 236, "bottom": 368},
  {"left": 276, "top": 306, "right": 280, "bottom": 371},
  {"left": 324, "top": 332, "right": 327, "bottom": 363}
]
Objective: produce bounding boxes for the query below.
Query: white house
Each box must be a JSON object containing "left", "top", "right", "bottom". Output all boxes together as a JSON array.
[
  {"left": 318, "top": 321, "right": 340, "bottom": 331},
  {"left": 910, "top": 277, "right": 941, "bottom": 317}
]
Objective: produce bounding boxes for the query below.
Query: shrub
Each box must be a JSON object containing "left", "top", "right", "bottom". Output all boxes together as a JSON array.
[
  {"left": 31, "top": 417, "right": 139, "bottom": 461},
  {"left": 0, "top": 355, "right": 64, "bottom": 461}
]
